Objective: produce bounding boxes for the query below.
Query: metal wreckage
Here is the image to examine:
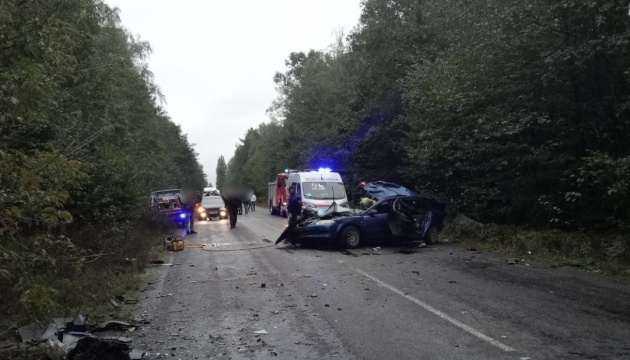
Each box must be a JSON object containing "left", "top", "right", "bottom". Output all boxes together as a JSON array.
[{"left": 276, "top": 181, "right": 446, "bottom": 248}]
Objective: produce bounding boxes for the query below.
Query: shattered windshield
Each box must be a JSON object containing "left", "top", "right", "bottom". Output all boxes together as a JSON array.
[
  {"left": 317, "top": 202, "right": 357, "bottom": 218},
  {"left": 302, "top": 182, "right": 346, "bottom": 200}
]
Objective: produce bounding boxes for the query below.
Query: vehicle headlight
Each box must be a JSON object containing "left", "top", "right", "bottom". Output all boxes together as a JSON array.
[
  {"left": 339, "top": 202, "right": 348, "bottom": 208},
  {"left": 304, "top": 203, "right": 316, "bottom": 208},
  {"left": 282, "top": 202, "right": 287, "bottom": 206},
  {"left": 197, "top": 207, "right": 205, "bottom": 213}
]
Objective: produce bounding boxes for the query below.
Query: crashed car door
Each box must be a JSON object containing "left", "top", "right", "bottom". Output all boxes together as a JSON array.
[
  {"left": 387, "top": 197, "right": 428, "bottom": 239},
  {"left": 363, "top": 199, "right": 394, "bottom": 241}
]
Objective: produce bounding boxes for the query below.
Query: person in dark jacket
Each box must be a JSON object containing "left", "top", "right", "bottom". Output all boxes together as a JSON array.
[
  {"left": 223, "top": 197, "right": 241, "bottom": 229},
  {"left": 283, "top": 186, "right": 302, "bottom": 244}
]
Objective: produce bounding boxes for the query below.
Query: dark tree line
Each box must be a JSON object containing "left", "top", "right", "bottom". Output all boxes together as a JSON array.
[
  {"left": 0, "top": 0, "right": 205, "bottom": 316},
  {"left": 226, "top": 0, "right": 630, "bottom": 233}
]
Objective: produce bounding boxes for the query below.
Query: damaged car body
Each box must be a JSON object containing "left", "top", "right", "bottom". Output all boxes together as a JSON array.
[{"left": 277, "top": 181, "right": 446, "bottom": 248}]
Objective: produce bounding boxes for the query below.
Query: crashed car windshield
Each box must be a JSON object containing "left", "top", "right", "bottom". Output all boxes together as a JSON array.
[{"left": 316, "top": 202, "right": 357, "bottom": 218}]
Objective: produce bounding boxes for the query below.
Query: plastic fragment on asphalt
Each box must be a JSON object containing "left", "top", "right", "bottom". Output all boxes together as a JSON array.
[
  {"left": 310, "top": 294, "right": 318, "bottom": 297},
  {"left": 110, "top": 298, "right": 120, "bottom": 308},
  {"left": 254, "top": 330, "right": 269, "bottom": 334}
]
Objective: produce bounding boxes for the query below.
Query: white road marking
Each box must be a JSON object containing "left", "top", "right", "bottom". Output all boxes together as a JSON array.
[{"left": 353, "top": 268, "right": 516, "bottom": 353}]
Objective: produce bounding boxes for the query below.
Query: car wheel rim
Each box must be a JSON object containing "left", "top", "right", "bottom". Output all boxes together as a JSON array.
[{"left": 346, "top": 228, "right": 360, "bottom": 247}]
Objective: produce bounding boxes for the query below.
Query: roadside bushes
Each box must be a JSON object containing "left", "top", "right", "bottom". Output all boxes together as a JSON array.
[{"left": 0, "top": 0, "right": 204, "bottom": 324}]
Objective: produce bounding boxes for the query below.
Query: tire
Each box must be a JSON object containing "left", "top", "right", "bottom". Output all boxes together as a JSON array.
[
  {"left": 339, "top": 226, "right": 361, "bottom": 249},
  {"left": 425, "top": 226, "right": 438, "bottom": 245}
]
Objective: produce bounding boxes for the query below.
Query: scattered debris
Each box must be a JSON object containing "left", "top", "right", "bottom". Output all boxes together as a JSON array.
[
  {"left": 110, "top": 298, "right": 120, "bottom": 309},
  {"left": 156, "top": 293, "right": 173, "bottom": 298},
  {"left": 260, "top": 283, "right": 266, "bottom": 288},
  {"left": 507, "top": 259, "right": 519, "bottom": 265},
  {"left": 310, "top": 294, "right": 318, "bottom": 298},
  {"left": 448, "top": 281, "right": 458, "bottom": 284},
  {"left": 467, "top": 248, "right": 478, "bottom": 252},
  {"left": 254, "top": 330, "right": 269, "bottom": 335},
  {"left": 325, "top": 304, "right": 330, "bottom": 307},
  {"left": 372, "top": 247, "right": 381, "bottom": 251},
  {"left": 337, "top": 308, "right": 342, "bottom": 311},
  {"left": 412, "top": 271, "right": 420, "bottom": 275},
  {"left": 93, "top": 321, "right": 136, "bottom": 332},
  {"left": 68, "top": 336, "right": 132, "bottom": 360},
  {"left": 16, "top": 314, "right": 144, "bottom": 360}
]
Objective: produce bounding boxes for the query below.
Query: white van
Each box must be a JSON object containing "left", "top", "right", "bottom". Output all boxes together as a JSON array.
[{"left": 286, "top": 170, "right": 349, "bottom": 212}]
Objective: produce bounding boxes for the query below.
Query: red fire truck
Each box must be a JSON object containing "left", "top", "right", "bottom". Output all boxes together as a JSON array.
[{"left": 268, "top": 173, "right": 288, "bottom": 217}]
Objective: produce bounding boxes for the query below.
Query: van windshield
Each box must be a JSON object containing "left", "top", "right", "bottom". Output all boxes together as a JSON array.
[{"left": 301, "top": 182, "right": 346, "bottom": 200}]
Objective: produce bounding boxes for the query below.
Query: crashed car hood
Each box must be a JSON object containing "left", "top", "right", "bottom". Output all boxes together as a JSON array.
[{"left": 364, "top": 181, "right": 418, "bottom": 200}]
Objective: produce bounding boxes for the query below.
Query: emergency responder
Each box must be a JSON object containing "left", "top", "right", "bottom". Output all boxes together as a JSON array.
[{"left": 357, "top": 181, "right": 376, "bottom": 210}]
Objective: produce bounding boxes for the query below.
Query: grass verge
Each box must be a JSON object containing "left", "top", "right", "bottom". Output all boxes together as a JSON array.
[{"left": 443, "top": 223, "right": 630, "bottom": 276}]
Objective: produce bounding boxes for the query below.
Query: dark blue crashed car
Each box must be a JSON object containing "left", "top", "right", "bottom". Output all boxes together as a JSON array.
[{"left": 277, "top": 181, "right": 446, "bottom": 248}]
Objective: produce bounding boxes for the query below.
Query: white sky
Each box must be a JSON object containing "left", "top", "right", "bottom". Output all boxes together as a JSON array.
[{"left": 104, "top": 0, "right": 362, "bottom": 185}]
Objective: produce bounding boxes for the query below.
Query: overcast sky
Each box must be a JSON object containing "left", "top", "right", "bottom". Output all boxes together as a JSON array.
[{"left": 104, "top": 0, "right": 362, "bottom": 185}]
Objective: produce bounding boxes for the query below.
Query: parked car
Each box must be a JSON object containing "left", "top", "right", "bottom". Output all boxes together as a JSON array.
[
  {"left": 200, "top": 195, "right": 228, "bottom": 220},
  {"left": 150, "top": 189, "right": 189, "bottom": 228},
  {"left": 276, "top": 181, "right": 445, "bottom": 248}
]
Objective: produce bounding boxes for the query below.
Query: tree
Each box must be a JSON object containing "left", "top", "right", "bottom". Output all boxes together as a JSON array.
[
  {"left": 216, "top": 155, "right": 228, "bottom": 191},
  {"left": 0, "top": 0, "right": 207, "bottom": 319},
  {"left": 224, "top": 0, "right": 630, "bottom": 233}
]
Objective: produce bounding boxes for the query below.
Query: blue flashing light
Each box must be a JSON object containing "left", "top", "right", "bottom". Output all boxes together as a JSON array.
[{"left": 179, "top": 213, "right": 186, "bottom": 219}]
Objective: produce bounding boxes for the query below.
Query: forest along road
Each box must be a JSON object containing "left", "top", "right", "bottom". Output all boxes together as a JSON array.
[{"left": 133, "top": 211, "right": 630, "bottom": 360}]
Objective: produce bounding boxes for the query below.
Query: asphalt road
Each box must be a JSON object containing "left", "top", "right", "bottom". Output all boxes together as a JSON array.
[{"left": 131, "top": 210, "right": 630, "bottom": 360}]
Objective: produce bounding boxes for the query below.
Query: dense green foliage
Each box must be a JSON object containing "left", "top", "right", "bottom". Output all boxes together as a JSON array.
[
  {"left": 0, "top": 0, "right": 205, "bottom": 318},
  {"left": 227, "top": 0, "right": 630, "bottom": 234}
]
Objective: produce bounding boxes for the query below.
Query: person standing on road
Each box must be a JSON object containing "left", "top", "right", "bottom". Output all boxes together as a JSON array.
[
  {"left": 179, "top": 188, "right": 197, "bottom": 235},
  {"left": 250, "top": 193, "right": 256, "bottom": 212},
  {"left": 223, "top": 196, "right": 241, "bottom": 229},
  {"left": 284, "top": 186, "right": 302, "bottom": 244}
]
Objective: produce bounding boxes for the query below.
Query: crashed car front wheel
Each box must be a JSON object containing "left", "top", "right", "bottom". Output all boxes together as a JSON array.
[{"left": 339, "top": 225, "right": 361, "bottom": 249}]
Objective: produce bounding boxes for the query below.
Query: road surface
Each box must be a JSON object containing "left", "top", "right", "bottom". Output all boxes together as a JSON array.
[{"left": 130, "top": 210, "right": 630, "bottom": 359}]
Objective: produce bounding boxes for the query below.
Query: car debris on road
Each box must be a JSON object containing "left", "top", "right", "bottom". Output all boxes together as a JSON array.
[{"left": 13, "top": 313, "right": 146, "bottom": 360}]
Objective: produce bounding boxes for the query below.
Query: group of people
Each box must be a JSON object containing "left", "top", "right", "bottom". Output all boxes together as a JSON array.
[{"left": 177, "top": 188, "right": 258, "bottom": 233}]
